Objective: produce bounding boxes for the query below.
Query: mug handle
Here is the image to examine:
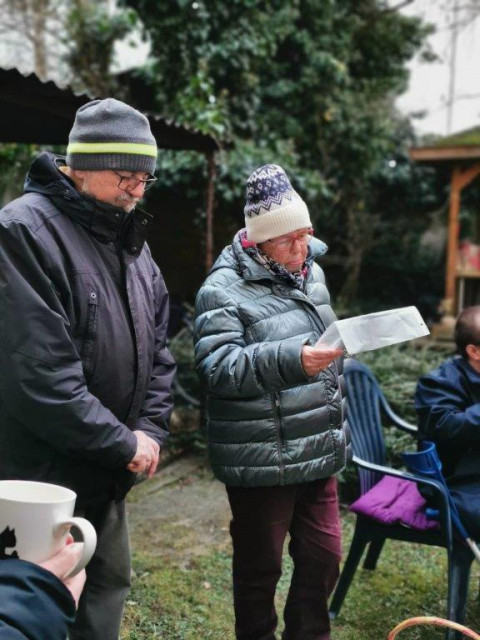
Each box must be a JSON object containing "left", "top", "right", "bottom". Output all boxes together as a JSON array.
[{"left": 60, "top": 516, "right": 97, "bottom": 578}]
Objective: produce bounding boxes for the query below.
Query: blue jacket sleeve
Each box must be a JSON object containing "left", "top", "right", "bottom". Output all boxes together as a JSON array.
[
  {"left": 415, "top": 367, "right": 480, "bottom": 447},
  {"left": 0, "top": 559, "right": 75, "bottom": 640}
]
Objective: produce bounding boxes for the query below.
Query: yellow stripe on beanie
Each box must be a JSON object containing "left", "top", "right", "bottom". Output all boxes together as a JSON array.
[{"left": 67, "top": 142, "right": 157, "bottom": 157}]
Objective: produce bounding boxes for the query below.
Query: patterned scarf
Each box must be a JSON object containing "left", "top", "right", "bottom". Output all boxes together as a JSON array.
[{"left": 239, "top": 229, "right": 313, "bottom": 292}]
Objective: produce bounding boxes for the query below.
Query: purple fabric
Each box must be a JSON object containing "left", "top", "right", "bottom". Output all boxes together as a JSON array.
[{"left": 349, "top": 475, "right": 440, "bottom": 531}]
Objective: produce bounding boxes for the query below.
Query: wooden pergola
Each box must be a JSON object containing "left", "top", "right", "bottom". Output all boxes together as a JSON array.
[{"left": 410, "top": 126, "right": 480, "bottom": 317}]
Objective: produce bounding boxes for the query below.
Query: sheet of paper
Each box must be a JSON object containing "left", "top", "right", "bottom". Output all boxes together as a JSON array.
[{"left": 315, "top": 306, "right": 430, "bottom": 355}]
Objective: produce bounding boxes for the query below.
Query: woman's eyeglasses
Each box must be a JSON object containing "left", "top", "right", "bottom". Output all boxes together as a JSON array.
[{"left": 267, "top": 229, "right": 314, "bottom": 250}]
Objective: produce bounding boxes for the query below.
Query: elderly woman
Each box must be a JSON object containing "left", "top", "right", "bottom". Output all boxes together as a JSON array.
[{"left": 194, "top": 164, "right": 350, "bottom": 640}]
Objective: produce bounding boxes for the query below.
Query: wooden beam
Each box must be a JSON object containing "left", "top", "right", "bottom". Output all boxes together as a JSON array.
[
  {"left": 456, "top": 163, "right": 480, "bottom": 190},
  {"left": 445, "top": 168, "right": 462, "bottom": 309},
  {"left": 410, "top": 146, "right": 480, "bottom": 162}
]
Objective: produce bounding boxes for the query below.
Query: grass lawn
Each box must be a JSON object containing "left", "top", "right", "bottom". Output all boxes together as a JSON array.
[{"left": 121, "top": 509, "right": 480, "bottom": 640}]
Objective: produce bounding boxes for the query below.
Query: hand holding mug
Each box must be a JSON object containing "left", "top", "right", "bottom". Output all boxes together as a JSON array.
[
  {"left": 40, "top": 539, "right": 87, "bottom": 606},
  {"left": 0, "top": 480, "right": 96, "bottom": 578}
]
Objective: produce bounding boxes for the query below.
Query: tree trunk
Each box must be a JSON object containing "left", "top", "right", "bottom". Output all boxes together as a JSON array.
[{"left": 31, "top": 0, "right": 48, "bottom": 78}]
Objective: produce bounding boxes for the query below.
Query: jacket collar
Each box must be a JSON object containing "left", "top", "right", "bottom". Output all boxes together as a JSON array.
[
  {"left": 211, "top": 229, "right": 328, "bottom": 283},
  {"left": 24, "top": 151, "right": 151, "bottom": 256}
]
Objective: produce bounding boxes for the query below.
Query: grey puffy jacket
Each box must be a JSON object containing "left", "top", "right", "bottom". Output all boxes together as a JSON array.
[{"left": 194, "top": 232, "right": 350, "bottom": 487}]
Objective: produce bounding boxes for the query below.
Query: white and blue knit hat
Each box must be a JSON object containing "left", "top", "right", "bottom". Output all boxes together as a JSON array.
[
  {"left": 244, "top": 164, "right": 311, "bottom": 243},
  {"left": 66, "top": 98, "right": 157, "bottom": 174}
]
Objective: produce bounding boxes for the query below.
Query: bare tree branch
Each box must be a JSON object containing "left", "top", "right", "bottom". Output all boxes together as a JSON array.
[
  {"left": 382, "top": 0, "right": 415, "bottom": 13},
  {"left": 454, "top": 92, "right": 480, "bottom": 101}
]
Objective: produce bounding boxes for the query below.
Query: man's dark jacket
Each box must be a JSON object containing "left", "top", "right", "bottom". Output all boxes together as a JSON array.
[{"left": 0, "top": 152, "right": 176, "bottom": 507}]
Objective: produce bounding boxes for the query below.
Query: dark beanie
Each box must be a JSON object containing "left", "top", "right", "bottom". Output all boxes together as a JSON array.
[{"left": 66, "top": 98, "right": 157, "bottom": 173}]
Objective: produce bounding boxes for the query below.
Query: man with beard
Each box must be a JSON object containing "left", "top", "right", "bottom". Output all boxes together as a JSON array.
[{"left": 0, "top": 98, "right": 176, "bottom": 639}]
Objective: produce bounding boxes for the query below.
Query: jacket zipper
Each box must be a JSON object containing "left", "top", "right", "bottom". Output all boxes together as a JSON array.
[
  {"left": 272, "top": 392, "right": 285, "bottom": 479},
  {"left": 82, "top": 291, "right": 98, "bottom": 380}
]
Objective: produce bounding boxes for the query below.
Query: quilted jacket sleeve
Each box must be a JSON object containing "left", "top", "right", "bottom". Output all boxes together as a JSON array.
[
  {"left": 0, "top": 218, "right": 137, "bottom": 468},
  {"left": 194, "top": 285, "right": 312, "bottom": 398}
]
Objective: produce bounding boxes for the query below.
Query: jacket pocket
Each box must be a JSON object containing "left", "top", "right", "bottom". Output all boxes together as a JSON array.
[{"left": 80, "top": 290, "right": 98, "bottom": 381}]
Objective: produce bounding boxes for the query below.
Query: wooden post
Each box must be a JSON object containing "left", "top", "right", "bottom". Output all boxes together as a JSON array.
[
  {"left": 444, "top": 163, "right": 480, "bottom": 314},
  {"left": 205, "top": 152, "right": 217, "bottom": 273},
  {"left": 445, "top": 167, "right": 461, "bottom": 313}
]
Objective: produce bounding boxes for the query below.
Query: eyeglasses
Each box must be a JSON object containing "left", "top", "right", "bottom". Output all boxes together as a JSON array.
[
  {"left": 112, "top": 170, "right": 157, "bottom": 192},
  {"left": 267, "top": 229, "right": 314, "bottom": 250}
]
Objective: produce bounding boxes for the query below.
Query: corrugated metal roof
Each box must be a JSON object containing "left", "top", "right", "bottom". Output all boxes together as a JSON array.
[{"left": 0, "top": 66, "right": 219, "bottom": 153}]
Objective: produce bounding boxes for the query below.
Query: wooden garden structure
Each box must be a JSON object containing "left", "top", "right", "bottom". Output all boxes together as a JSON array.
[{"left": 410, "top": 126, "right": 480, "bottom": 318}]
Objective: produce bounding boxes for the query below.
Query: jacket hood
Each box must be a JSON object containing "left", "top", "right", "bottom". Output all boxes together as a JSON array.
[
  {"left": 24, "top": 151, "right": 151, "bottom": 255},
  {"left": 210, "top": 229, "right": 328, "bottom": 281}
]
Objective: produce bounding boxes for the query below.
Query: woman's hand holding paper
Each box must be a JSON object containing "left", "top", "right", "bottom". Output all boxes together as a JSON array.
[{"left": 301, "top": 344, "right": 343, "bottom": 376}]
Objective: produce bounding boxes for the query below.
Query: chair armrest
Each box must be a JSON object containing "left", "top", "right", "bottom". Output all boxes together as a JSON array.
[
  {"left": 379, "top": 396, "right": 418, "bottom": 435},
  {"left": 351, "top": 455, "right": 453, "bottom": 548}
]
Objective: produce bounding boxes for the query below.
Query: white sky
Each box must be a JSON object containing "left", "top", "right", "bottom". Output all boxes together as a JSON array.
[{"left": 397, "top": 0, "right": 480, "bottom": 136}]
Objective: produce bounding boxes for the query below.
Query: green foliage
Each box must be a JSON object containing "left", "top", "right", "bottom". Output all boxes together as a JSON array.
[
  {"left": 352, "top": 119, "right": 448, "bottom": 311},
  {"left": 0, "top": 144, "right": 40, "bottom": 205},
  {"left": 434, "top": 125, "right": 480, "bottom": 147},
  {"left": 359, "top": 341, "right": 453, "bottom": 422},
  {"left": 64, "top": 1, "right": 138, "bottom": 95},
  {"left": 125, "top": 0, "right": 438, "bottom": 307}
]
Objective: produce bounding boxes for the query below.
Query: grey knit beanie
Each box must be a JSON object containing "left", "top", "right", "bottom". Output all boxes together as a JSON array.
[
  {"left": 66, "top": 98, "right": 157, "bottom": 173},
  {"left": 244, "top": 164, "right": 311, "bottom": 243}
]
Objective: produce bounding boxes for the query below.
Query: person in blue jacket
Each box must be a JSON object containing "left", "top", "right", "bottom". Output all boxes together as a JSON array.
[
  {"left": 415, "top": 305, "right": 480, "bottom": 539},
  {"left": 0, "top": 542, "right": 86, "bottom": 640}
]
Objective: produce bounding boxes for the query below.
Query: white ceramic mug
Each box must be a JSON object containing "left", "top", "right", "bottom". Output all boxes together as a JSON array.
[{"left": 0, "top": 480, "right": 97, "bottom": 577}]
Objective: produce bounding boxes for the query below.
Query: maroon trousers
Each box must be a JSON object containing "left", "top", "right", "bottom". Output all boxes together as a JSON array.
[{"left": 226, "top": 476, "right": 341, "bottom": 640}]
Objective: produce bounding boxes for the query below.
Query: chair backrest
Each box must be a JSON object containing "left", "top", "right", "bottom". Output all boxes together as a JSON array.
[{"left": 344, "top": 358, "right": 389, "bottom": 494}]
